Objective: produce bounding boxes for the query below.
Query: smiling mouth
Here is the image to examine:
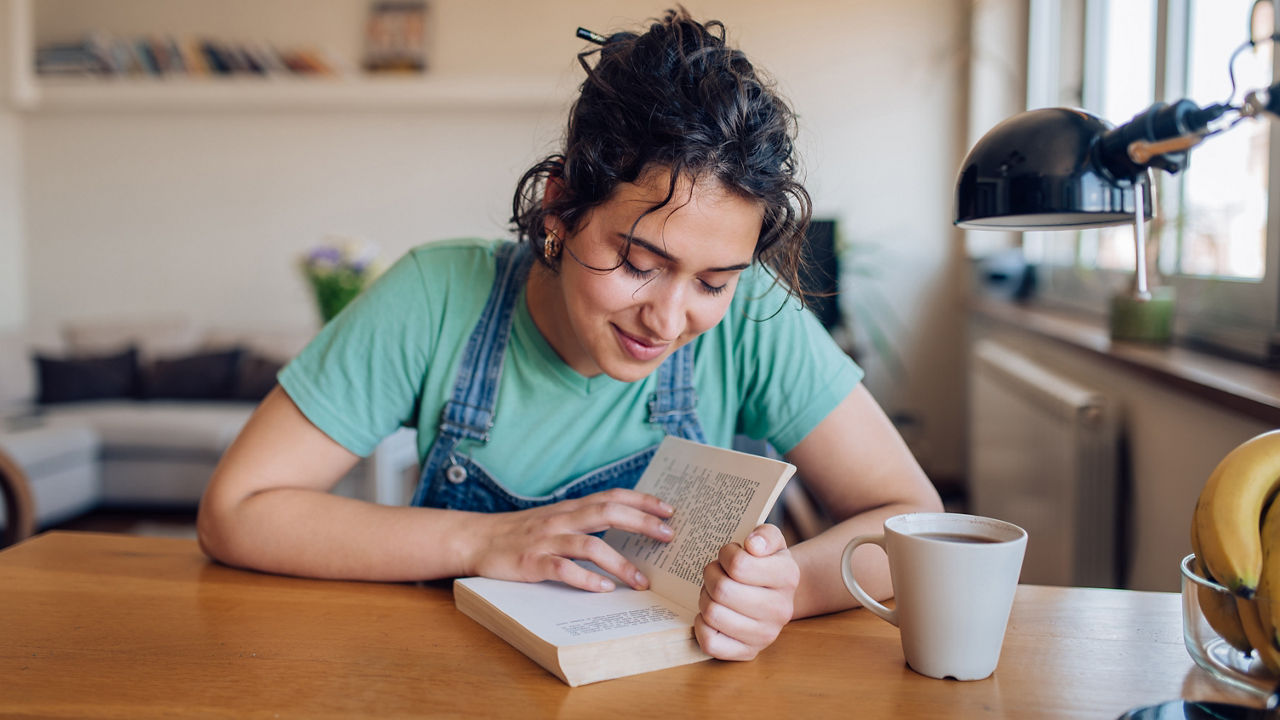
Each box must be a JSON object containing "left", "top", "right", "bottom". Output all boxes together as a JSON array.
[{"left": 612, "top": 325, "right": 671, "bottom": 362}]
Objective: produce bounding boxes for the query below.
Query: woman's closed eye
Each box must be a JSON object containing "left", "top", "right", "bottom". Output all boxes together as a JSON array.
[
  {"left": 699, "top": 278, "right": 728, "bottom": 296},
  {"left": 622, "top": 258, "right": 658, "bottom": 279},
  {"left": 624, "top": 260, "right": 730, "bottom": 297}
]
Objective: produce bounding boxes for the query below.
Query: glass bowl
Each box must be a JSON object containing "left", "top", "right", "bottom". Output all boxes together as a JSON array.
[{"left": 1181, "top": 553, "right": 1279, "bottom": 702}]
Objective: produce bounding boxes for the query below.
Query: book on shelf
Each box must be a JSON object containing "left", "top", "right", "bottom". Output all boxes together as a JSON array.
[
  {"left": 454, "top": 436, "right": 795, "bottom": 687},
  {"left": 35, "top": 33, "right": 341, "bottom": 79}
]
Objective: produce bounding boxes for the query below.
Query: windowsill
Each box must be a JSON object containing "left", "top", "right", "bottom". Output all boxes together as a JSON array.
[{"left": 970, "top": 297, "right": 1280, "bottom": 425}]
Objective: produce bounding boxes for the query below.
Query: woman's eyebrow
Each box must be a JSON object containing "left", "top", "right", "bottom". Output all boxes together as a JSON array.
[{"left": 616, "top": 233, "right": 752, "bottom": 273}]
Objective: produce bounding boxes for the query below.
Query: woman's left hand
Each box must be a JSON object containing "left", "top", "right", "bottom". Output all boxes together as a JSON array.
[{"left": 694, "top": 523, "right": 799, "bottom": 661}]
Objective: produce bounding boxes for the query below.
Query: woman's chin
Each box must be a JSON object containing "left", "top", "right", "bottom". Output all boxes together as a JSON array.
[{"left": 598, "top": 355, "right": 669, "bottom": 384}]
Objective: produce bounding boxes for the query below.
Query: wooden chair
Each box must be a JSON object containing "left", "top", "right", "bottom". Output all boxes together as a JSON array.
[
  {"left": 778, "top": 480, "right": 831, "bottom": 544},
  {"left": 0, "top": 446, "right": 36, "bottom": 548}
]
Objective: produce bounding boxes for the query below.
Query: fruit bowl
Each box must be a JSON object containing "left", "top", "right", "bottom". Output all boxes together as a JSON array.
[{"left": 1182, "top": 553, "right": 1278, "bottom": 701}]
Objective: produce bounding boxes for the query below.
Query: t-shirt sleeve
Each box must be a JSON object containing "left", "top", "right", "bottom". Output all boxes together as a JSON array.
[
  {"left": 278, "top": 251, "right": 433, "bottom": 457},
  {"left": 731, "top": 269, "right": 865, "bottom": 454}
]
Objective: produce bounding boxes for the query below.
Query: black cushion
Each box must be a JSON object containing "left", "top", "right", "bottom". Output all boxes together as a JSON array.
[
  {"left": 232, "top": 351, "right": 283, "bottom": 402},
  {"left": 140, "top": 348, "right": 243, "bottom": 400},
  {"left": 35, "top": 347, "right": 140, "bottom": 404}
]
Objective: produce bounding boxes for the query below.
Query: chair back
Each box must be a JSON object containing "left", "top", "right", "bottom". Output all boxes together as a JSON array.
[{"left": 0, "top": 447, "right": 36, "bottom": 548}]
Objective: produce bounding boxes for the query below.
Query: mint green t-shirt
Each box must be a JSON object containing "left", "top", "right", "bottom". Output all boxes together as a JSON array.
[{"left": 279, "top": 239, "right": 863, "bottom": 497}]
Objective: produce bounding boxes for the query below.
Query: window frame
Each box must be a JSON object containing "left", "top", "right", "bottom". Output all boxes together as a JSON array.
[{"left": 1024, "top": 0, "right": 1280, "bottom": 361}]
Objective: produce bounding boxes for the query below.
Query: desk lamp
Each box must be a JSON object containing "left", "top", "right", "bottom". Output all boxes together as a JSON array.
[{"left": 955, "top": 35, "right": 1280, "bottom": 343}]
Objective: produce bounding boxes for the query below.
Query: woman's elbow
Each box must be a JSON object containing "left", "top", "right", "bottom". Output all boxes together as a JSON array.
[
  {"left": 913, "top": 472, "right": 946, "bottom": 514},
  {"left": 195, "top": 494, "right": 229, "bottom": 563},
  {"left": 195, "top": 478, "right": 248, "bottom": 566}
]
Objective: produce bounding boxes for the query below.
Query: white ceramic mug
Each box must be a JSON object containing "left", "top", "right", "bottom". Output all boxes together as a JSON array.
[{"left": 841, "top": 512, "right": 1027, "bottom": 681}]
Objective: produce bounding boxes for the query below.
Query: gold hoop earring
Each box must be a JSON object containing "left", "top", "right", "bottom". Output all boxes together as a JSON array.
[{"left": 543, "top": 229, "right": 562, "bottom": 260}]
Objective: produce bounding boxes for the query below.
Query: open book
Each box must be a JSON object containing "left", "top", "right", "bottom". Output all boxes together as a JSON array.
[{"left": 453, "top": 436, "right": 795, "bottom": 686}]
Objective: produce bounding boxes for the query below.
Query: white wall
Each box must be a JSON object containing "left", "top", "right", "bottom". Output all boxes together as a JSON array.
[
  {"left": 0, "top": 0, "right": 25, "bottom": 330},
  {"left": 0, "top": 112, "right": 19, "bottom": 331},
  {"left": 13, "top": 0, "right": 972, "bottom": 478}
]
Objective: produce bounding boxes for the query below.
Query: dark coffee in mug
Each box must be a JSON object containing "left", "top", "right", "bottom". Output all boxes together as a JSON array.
[{"left": 914, "top": 532, "right": 1000, "bottom": 544}]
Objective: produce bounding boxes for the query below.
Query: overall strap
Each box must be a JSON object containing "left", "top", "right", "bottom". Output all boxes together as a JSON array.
[
  {"left": 410, "top": 242, "right": 531, "bottom": 506},
  {"left": 647, "top": 343, "right": 707, "bottom": 444},
  {"left": 437, "top": 242, "right": 532, "bottom": 443}
]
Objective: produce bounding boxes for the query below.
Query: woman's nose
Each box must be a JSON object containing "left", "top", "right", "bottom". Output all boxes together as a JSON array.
[{"left": 639, "top": 281, "right": 685, "bottom": 341}]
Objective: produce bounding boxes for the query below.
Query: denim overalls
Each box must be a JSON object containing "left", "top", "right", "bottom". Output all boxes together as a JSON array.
[{"left": 409, "top": 242, "right": 708, "bottom": 513}]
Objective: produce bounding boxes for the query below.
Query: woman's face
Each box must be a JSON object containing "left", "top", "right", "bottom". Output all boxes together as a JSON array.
[{"left": 529, "top": 169, "right": 764, "bottom": 383}]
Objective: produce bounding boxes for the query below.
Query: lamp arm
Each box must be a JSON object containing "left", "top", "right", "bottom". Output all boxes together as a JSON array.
[
  {"left": 1096, "top": 100, "right": 1227, "bottom": 179},
  {"left": 1242, "top": 81, "right": 1280, "bottom": 119},
  {"left": 1126, "top": 133, "right": 1208, "bottom": 166}
]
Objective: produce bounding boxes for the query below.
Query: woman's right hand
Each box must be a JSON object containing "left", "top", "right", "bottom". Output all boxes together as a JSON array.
[{"left": 466, "top": 488, "right": 675, "bottom": 592}]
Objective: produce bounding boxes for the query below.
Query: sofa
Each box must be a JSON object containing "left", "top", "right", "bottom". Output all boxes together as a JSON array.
[{"left": 0, "top": 317, "right": 419, "bottom": 531}]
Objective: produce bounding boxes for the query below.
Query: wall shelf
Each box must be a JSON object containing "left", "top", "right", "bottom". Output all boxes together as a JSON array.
[{"left": 4, "top": 0, "right": 569, "bottom": 113}]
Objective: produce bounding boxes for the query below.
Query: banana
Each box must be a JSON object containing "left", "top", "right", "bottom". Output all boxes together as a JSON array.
[
  {"left": 1258, "top": 491, "right": 1280, "bottom": 657},
  {"left": 1193, "top": 430, "right": 1280, "bottom": 598},
  {"left": 1236, "top": 596, "right": 1280, "bottom": 674},
  {"left": 1191, "top": 520, "right": 1253, "bottom": 653},
  {"left": 1197, "top": 561, "right": 1254, "bottom": 653}
]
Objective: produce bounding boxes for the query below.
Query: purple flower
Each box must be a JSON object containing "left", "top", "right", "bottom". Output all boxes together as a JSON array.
[{"left": 306, "top": 246, "right": 343, "bottom": 268}]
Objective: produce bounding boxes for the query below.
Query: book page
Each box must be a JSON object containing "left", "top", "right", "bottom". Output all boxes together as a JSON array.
[
  {"left": 455, "top": 565, "right": 696, "bottom": 647},
  {"left": 604, "top": 437, "right": 794, "bottom": 612}
]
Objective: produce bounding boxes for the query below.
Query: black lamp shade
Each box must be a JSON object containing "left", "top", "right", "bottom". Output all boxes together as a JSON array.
[{"left": 955, "top": 108, "right": 1153, "bottom": 230}]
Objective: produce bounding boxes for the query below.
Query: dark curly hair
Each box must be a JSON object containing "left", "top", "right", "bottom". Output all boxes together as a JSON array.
[{"left": 510, "top": 7, "right": 813, "bottom": 305}]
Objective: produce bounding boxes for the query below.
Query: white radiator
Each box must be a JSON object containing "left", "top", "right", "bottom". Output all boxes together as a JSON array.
[{"left": 968, "top": 339, "right": 1121, "bottom": 588}]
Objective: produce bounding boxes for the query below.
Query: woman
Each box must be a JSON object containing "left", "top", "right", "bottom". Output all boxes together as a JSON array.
[{"left": 197, "top": 8, "right": 942, "bottom": 662}]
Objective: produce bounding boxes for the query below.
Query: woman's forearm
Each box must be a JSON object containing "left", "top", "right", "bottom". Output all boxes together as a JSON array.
[
  {"left": 788, "top": 501, "right": 934, "bottom": 621},
  {"left": 198, "top": 488, "right": 487, "bottom": 582}
]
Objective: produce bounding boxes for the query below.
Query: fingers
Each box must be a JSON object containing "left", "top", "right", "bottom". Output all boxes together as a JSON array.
[
  {"left": 694, "top": 535, "right": 800, "bottom": 661},
  {"left": 543, "top": 533, "right": 649, "bottom": 592},
  {"left": 698, "top": 585, "right": 780, "bottom": 656},
  {"left": 579, "top": 488, "right": 675, "bottom": 519},
  {"left": 702, "top": 559, "right": 794, "bottom": 630},
  {"left": 717, "top": 527, "right": 798, "bottom": 589},
  {"left": 556, "top": 490, "right": 675, "bottom": 543},
  {"left": 694, "top": 612, "right": 760, "bottom": 661},
  {"left": 469, "top": 490, "right": 677, "bottom": 594},
  {"left": 744, "top": 524, "right": 786, "bottom": 557},
  {"left": 539, "top": 554, "right": 619, "bottom": 593}
]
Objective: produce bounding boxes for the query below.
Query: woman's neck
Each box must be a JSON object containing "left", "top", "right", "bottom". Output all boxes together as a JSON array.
[{"left": 524, "top": 260, "right": 593, "bottom": 376}]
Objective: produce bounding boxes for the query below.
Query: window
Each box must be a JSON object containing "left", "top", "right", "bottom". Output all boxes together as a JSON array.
[
  {"left": 1169, "top": 0, "right": 1270, "bottom": 280},
  {"left": 1022, "top": 0, "right": 1279, "bottom": 360}
]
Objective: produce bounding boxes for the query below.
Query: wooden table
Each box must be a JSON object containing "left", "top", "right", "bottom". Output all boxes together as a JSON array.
[{"left": 0, "top": 532, "right": 1266, "bottom": 718}]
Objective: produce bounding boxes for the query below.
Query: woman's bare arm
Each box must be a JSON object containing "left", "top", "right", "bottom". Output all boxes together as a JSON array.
[
  {"left": 196, "top": 386, "right": 675, "bottom": 589},
  {"left": 786, "top": 385, "right": 944, "bottom": 619}
]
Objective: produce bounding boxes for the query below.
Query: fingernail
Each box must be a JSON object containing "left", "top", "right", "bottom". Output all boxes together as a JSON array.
[
  {"left": 599, "top": 577, "right": 615, "bottom": 591},
  {"left": 659, "top": 501, "right": 675, "bottom": 515},
  {"left": 659, "top": 523, "right": 674, "bottom": 538},
  {"left": 748, "top": 535, "right": 766, "bottom": 553},
  {"left": 634, "top": 571, "right": 648, "bottom": 588}
]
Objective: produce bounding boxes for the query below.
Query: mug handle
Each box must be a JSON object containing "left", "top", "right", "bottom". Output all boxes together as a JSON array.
[{"left": 841, "top": 533, "right": 898, "bottom": 626}]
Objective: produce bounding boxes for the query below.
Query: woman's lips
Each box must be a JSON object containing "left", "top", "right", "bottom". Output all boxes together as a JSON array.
[{"left": 613, "top": 324, "right": 670, "bottom": 362}]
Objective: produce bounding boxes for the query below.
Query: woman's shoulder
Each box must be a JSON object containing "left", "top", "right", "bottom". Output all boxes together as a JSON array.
[
  {"left": 404, "top": 238, "right": 509, "bottom": 270},
  {"left": 395, "top": 238, "right": 516, "bottom": 297}
]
